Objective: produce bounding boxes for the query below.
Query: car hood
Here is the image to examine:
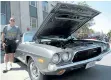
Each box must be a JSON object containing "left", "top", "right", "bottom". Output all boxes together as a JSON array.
[{"left": 33, "top": 3, "right": 100, "bottom": 40}]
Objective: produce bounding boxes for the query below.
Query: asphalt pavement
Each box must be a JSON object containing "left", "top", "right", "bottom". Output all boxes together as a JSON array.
[{"left": 0, "top": 47, "right": 111, "bottom": 80}]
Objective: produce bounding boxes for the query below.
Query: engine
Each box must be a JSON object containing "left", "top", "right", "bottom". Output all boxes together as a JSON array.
[{"left": 40, "top": 39, "right": 94, "bottom": 49}]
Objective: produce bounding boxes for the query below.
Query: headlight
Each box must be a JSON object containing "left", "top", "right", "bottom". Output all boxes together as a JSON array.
[
  {"left": 52, "top": 54, "right": 61, "bottom": 64},
  {"left": 62, "top": 52, "right": 71, "bottom": 62}
]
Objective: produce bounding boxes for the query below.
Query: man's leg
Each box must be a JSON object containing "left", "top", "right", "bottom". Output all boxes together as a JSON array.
[
  {"left": 9, "top": 53, "right": 14, "bottom": 69},
  {"left": 9, "top": 41, "right": 16, "bottom": 69},
  {"left": 9, "top": 53, "right": 14, "bottom": 62},
  {"left": 3, "top": 53, "right": 9, "bottom": 73},
  {"left": 3, "top": 41, "right": 10, "bottom": 73}
]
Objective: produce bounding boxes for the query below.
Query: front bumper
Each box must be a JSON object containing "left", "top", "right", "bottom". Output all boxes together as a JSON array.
[{"left": 42, "top": 49, "right": 111, "bottom": 75}]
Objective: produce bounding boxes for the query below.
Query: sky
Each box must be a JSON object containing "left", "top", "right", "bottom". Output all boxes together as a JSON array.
[
  {"left": 74, "top": 1, "right": 111, "bottom": 34},
  {"left": 86, "top": 1, "right": 111, "bottom": 34}
]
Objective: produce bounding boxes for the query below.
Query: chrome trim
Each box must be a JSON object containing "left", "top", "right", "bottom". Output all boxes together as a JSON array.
[
  {"left": 70, "top": 51, "right": 76, "bottom": 61},
  {"left": 55, "top": 49, "right": 111, "bottom": 70}
]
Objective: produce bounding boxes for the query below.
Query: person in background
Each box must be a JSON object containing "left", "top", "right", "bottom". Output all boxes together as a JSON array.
[{"left": 1, "top": 17, "right": 22, "bottom": 73}]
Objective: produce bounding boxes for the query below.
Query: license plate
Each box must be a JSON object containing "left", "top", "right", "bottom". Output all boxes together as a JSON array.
[{"left": 85, "top": 61, "right": 95, "bottom": 69}]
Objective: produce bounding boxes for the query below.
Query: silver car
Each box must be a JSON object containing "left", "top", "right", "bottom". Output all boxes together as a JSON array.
[{"left": 15, "top": 3, "right": 111, "bottom": 80}]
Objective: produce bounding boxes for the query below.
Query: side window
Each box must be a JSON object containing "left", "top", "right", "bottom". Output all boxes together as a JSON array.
[
  {"left": 30, "top": 17, "right": 37, "bottom": 29},
  {"left": 42, "top": 1, "right": 48, "bottom": 19},
  {"left": 42, "top": 1, "right": 48, "bottom": 12},
  {"left": 1, "top": 13, "right": 6, "bottom": 25},
  {"left": 29, "top": 1, "right": 37, "bottom": 7}
]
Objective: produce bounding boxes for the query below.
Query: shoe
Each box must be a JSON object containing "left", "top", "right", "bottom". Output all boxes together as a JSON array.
[
  {"left": 3, "top": 67, "right": 8, "bottom": 73},
  {"left": 3, "top": 63, "right": 8, "bottom": 73},
  {"left": 3, "top": 69, "right": 8, "bottom": 73}
]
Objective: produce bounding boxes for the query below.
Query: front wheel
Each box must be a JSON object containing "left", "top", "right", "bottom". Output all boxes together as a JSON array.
[{"left": 27, "top": 58, "right": 47, "bottom": 80}]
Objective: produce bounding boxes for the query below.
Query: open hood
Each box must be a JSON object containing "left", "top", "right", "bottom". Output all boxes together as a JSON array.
[{"left": 33, "top": 3, "right": 100, "bottom": 40}]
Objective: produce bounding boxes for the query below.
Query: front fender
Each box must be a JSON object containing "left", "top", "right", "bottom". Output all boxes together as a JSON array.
[{"left": 19, "top": 43, "right": 64, "bottom": 72}]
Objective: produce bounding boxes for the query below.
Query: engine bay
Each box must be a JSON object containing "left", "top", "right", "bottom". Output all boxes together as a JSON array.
[{"left": 40, "top": 39, "right": 94, "bottom": 49}]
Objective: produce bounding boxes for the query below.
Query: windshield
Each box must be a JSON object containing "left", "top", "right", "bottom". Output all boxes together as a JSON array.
[{"left": 23, "top": 32, "right": 35, "bottom": 42}]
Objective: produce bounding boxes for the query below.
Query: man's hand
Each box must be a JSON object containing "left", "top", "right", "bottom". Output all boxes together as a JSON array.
[
  {"left": 15, "top": 40, "right": 20, "bottom": 43},
  {"left": 2, "top": 43, "right": 6, "bottom": 49}
]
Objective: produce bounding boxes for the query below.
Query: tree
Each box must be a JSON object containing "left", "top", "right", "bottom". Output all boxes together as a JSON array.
[
  {"left": 89, "top": 29, "right": 95, "bottom": 34},
  {"left": 107, "top": 30, "right": 111, "bottom": 40},
  {"left": 77, "top": 1, "right": 90, "bottom": 7}
]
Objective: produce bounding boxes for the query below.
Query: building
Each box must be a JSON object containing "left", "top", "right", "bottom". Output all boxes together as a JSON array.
[{"left": 1, "top": 1, "right": 58, "bottom": 33}]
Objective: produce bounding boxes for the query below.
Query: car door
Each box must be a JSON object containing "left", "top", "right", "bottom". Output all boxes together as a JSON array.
[
  {"left": 15, "top": 43, "right": 26, "bottom": 63},
  {"left": 15, "top": 32, "right": 35, "bottom": 63}
]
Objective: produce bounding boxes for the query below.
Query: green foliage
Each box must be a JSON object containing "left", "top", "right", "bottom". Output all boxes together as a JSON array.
[
  {"left": 89, "top": 29, "right": 94, "bottom": 34},
  {"left": 77, "top": 1, "right": 90, "bottom": 7},
  {"left": 107, "top": 30, "right": 111, "bottom": 38}
]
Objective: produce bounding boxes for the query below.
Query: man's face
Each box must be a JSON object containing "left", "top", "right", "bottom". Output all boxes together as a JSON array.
[{"left": 9, "top": 18, "right": 15, "bottom": 25}]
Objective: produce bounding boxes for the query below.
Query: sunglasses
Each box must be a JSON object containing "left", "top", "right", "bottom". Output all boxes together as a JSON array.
[{"left": 10, "top": 19, "right": 15, "bottom": 22}]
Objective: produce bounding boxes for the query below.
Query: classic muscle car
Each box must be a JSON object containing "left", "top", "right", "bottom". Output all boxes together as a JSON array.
[{"left": 15, "top": 3, "right": 111, "bottom": 80}]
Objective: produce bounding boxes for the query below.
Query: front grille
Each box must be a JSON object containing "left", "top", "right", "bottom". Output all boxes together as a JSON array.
[{"left": 72, "top": 47, "right": 101, "bottom": 62}]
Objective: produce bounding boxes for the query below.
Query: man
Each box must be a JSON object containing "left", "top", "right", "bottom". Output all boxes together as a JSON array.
[{"left": 2, "top": 17, "right": 22, "bottom": 73}]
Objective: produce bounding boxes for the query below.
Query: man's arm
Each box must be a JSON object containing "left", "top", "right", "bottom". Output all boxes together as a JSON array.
[
  {"left": 16, "top": 27, "right": 22, "bottom": 42},
  {"left": 2, "top": 26, "right": 7, "bottom": 48},
  {"left": 2, "top": 26, "right": 7, "bottom": 43},
  {"left": 1, "top": 32, "right": 5, "bottom": 43}
]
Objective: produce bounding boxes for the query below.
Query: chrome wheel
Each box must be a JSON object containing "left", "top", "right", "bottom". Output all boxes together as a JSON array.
[{"left": 30, "top": 62, "right": 39, "bottom": 79}]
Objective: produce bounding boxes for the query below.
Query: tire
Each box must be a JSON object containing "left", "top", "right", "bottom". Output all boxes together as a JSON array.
[{"left": 27, "top": 58, "right": 47, "bottom": 80}]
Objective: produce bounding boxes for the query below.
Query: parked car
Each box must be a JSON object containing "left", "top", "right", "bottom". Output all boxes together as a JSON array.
[
  {"left": 15, "top": 3, "right": 111, "bottom": 80},
  {"left": 87, "top": 33, "right": 110, "bottom": 42}
]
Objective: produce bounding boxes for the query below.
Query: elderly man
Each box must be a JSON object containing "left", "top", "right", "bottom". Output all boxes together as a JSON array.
[{"left": 2, "top": 17, "right": 22, "bottom": 73}]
